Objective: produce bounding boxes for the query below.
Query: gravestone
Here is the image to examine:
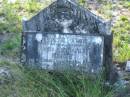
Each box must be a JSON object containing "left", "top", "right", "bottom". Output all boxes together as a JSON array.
[{"left": 21, "top": 0, "right": 112, "bottom": 76}]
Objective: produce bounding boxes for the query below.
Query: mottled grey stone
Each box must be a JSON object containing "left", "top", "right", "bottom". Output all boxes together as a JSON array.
[
  {"left": 36, "top": 34, "right": 103, "bottom": 73},
  {"left": 126, "top": 61, "right": 130, "bottom": 72},
  {"left": 21, "top": 0, "right": 113, "bottom": 79},
  {"left": 0, "top": 67, "right": 13, "bottom": 84}
]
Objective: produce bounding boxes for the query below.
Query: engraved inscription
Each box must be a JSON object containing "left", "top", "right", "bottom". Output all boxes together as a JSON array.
[{"left": 37, "top": 34, "right": 104, "bottom": 73}]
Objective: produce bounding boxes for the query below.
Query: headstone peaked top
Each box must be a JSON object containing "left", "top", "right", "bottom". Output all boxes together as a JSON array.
[
  {"left": 21, "top": 0, "right": 113, "bottom": 77},
  {"left": 22, "top": 0, "right": 111, "bottom": 35}
]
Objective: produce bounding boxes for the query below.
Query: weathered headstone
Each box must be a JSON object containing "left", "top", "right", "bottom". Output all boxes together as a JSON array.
[{"left": 21, "top": 0, "right": 112, "bottom": 76}]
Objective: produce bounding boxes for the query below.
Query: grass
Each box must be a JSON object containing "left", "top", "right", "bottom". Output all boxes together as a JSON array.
[
  {"left": 97, "top": 3, "right": 113, "bottom": 19},
  {"left": 0, "top": 61, "right": 114, "bottom": 97},
  {"left": 112, "top": 15, "right": 130, "bottom": 62},
  {"left": 122, "top": 1, "right": 130, "bottom": 9},
  {"left": 0, "top": 33, "right": 21, "bottom": 57},
  {"left": 0, "top": 0, "right": 52, "bottom": 34}
]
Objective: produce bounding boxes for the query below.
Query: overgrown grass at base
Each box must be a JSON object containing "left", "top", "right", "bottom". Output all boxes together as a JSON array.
[{"left": 0, "top": 61, "right": 114, "bottom": 97}]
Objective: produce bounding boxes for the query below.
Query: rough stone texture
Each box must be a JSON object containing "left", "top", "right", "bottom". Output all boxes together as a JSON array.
[
  {"left": 125, "top": 61, "right": 130, "bottom": 72},
  {"left": 0, "top": 67, "right": 13, "bottom": 84},
  {"left": 37, "top": 34, "right": 103, "bottom": 73},
  {"left": 21, "top": 0, "right": 113, "bottom": 79}
]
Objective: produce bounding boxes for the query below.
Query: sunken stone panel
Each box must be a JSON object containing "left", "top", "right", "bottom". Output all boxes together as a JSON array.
[{"left": 40, "top": 35, "right": 103, "bottom": 73}]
